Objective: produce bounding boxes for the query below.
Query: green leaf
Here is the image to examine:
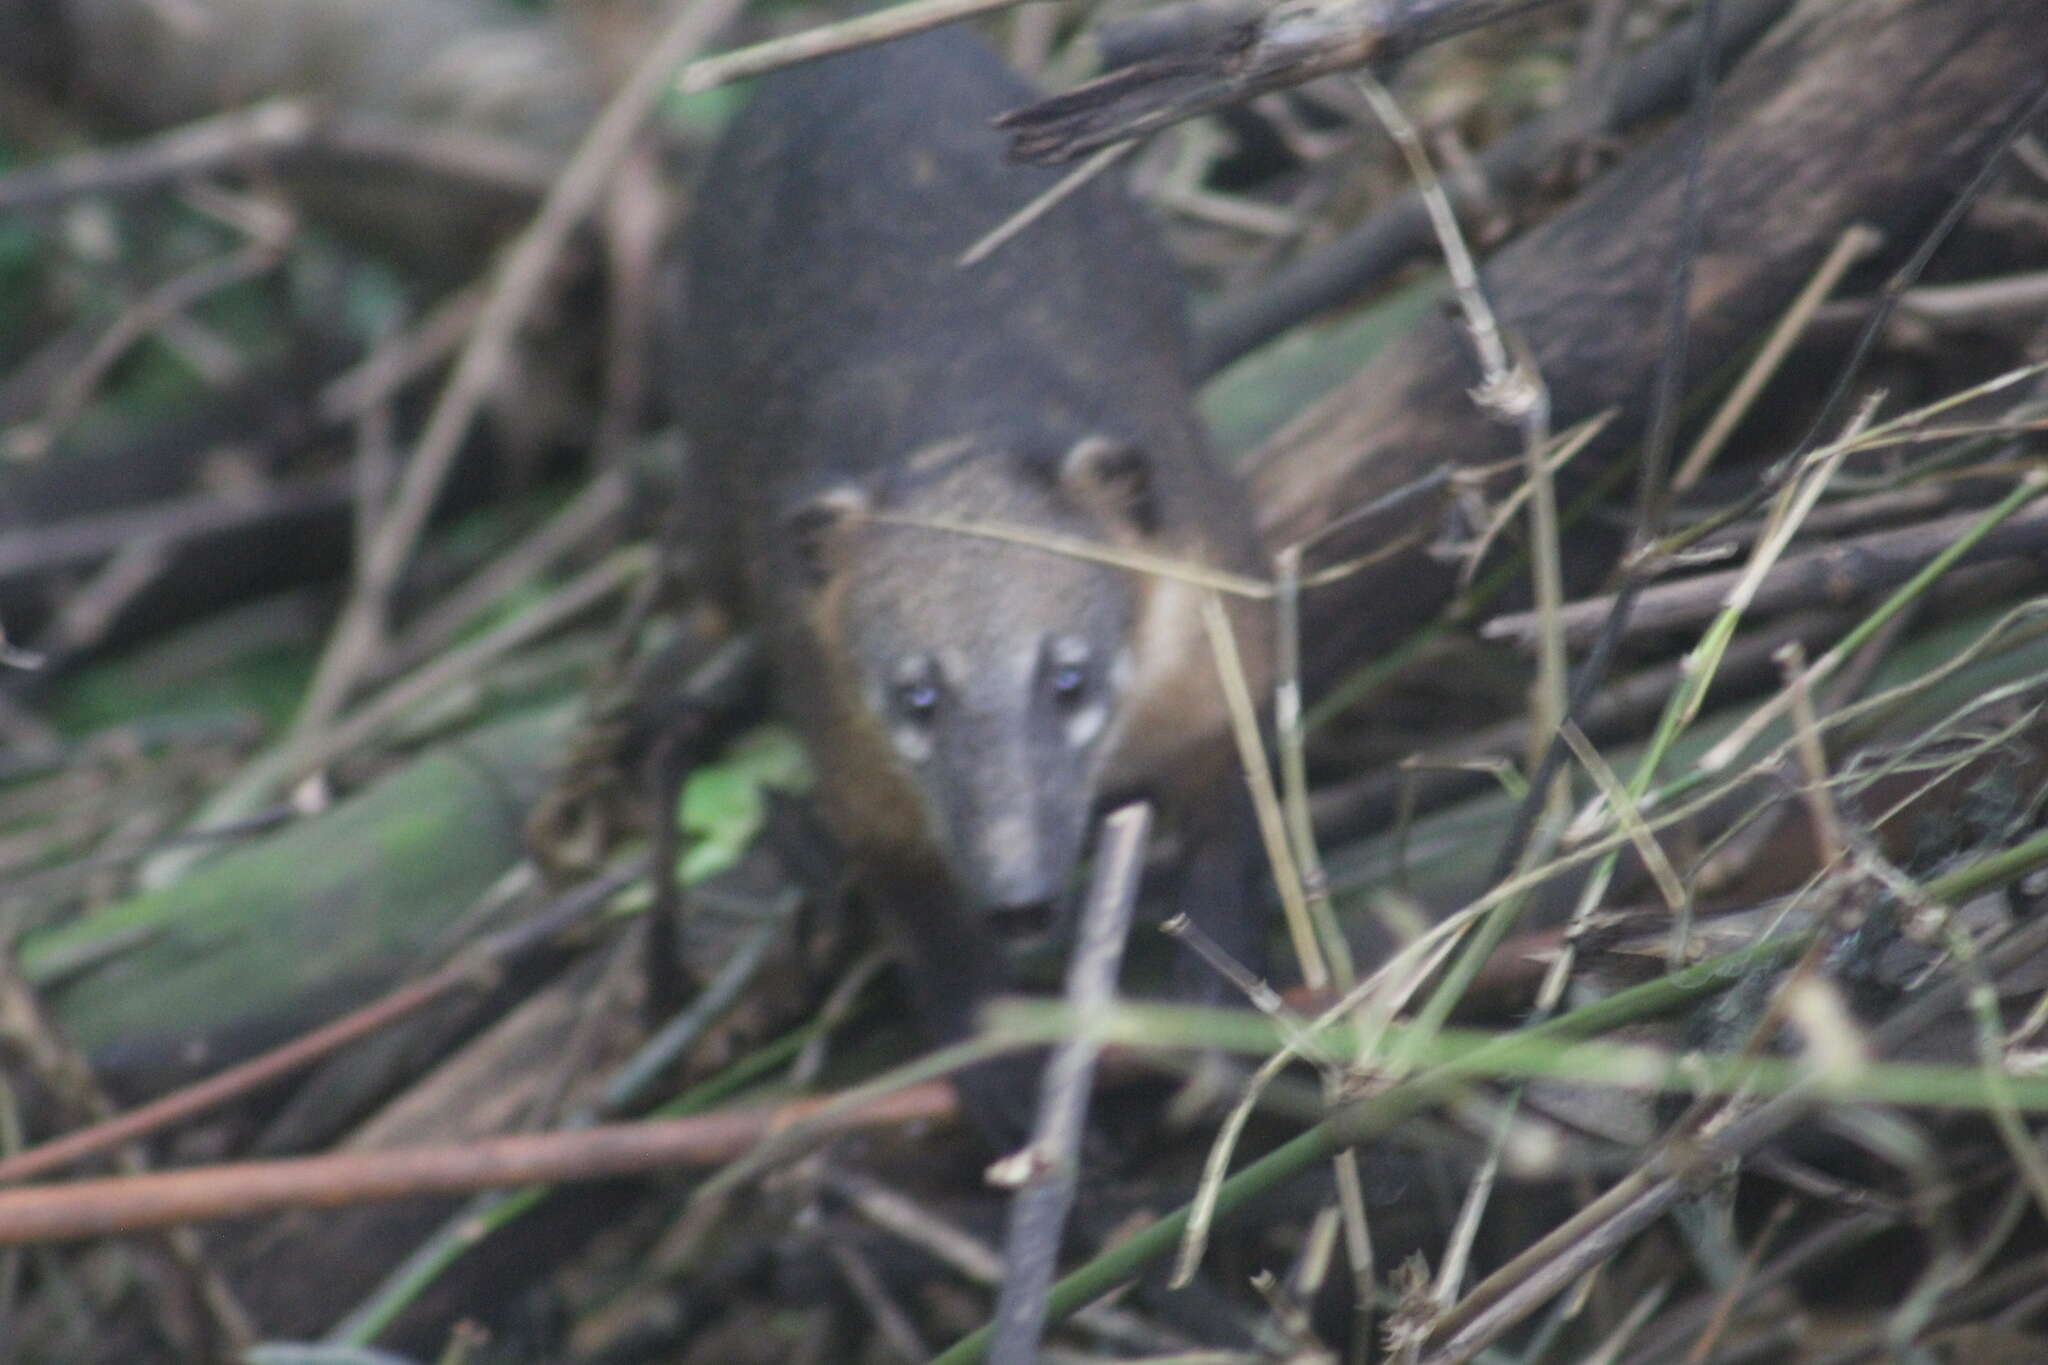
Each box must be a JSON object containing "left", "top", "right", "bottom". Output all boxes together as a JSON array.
[{"left": 675, "top": 725, "right": 812, "bottom": 884}]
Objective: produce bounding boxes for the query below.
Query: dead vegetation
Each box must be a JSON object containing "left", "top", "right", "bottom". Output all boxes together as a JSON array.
[{"left": 2, "top": 0, "right": 2048, "bottom": 1362}]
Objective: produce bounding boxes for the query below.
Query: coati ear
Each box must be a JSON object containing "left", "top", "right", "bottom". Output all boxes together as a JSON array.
[
  {"left": 782, "top": 483, "right": 870, "bottom": 587},
  {"left": 1058, "top": 435, "right": 1159, "bottom": 538}
]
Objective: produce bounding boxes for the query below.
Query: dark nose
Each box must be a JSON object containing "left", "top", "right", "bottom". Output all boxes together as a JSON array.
[
  {"left": 948, "top": 720, "right": 1088, "bottom": 937},
  {"left": 967, "top": 809, "right": 1091, "bottom": 947},
  {"left": 974, "top": 825, "right": 1059, "bottom": 909}
]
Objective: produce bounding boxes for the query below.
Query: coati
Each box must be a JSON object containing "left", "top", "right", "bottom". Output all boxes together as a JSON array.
[{"left": 675, "top": 26, "right": 1273, "bottom": 1132}]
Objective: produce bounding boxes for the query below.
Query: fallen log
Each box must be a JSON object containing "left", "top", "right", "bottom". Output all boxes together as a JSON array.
[{"left": 1245, "top": 0, "right": 2048, "bottom": 690}]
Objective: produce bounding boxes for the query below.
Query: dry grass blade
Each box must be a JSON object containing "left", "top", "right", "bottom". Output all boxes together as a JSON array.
[
  {"left": 1557, "top": 721, "right": 1687, "bottom": 915},
  {"left": 1199, "top": 591, "right": 1322, "bottom": 988},
  {"left": 868, "top": 511, "right": 1273, "bottom": 598},
  {"left": 958, "top": 142, "right": 1134, "bottom": 267},
  {"left": 1172, "top": 899, "right": 1491, "bottom": 1289},
  {"left": 1672, "top": 222, "right": 1883, "bottom": 493},
  {"left": 1453, "top": 411, "right": 1612, "bottom": 590},
  {"left": 1704, "top": 466, "right": 2048, "bottom": 772},
  {"left": 676, "top": 0, "right": 1034, "bottom": 92}
]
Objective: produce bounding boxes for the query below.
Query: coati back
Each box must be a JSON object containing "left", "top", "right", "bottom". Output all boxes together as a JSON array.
[{"left": 676, "top": 27, "right": 1272, "bottom": 1123}]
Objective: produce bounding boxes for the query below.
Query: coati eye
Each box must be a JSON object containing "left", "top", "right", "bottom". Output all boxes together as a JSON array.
[
  {"left": 1045, "top": 637, "right": 1096, "bottom": 714},
  {"left": 889, "top": 656, "right": 943, "bottom": 728},
  {"left": 896, "top": 678, "right": 941, "bottom": 722},
  {"left": 1048, "top": 661, "right": 1088, "bottom": 708}
]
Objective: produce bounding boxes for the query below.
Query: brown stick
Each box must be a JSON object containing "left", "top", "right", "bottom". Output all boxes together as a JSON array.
[
  {"left": 0, "top": 1083, "right": 955, "bottom": 1246},
  {"left": 0, "top": 967, "right": 481, "bottom": 1189},
  {"left": 288, "top": 0, "right": 747, "bottom": 753},
  {"left": 0, "top": 100, "right": 555, "bottom": 216},
  {"left": 994, "top": 0, "right": 1568, "bottom": 164},
  {"left": 0, "top": 472, "right": 353, "bottom": 584},
  {"left": 0, "top": 862, "right": 642, "bottom": 1185},
  {"left": 1483, "top": 495, "right": 2048, "bottom": 650},
  {"left": 1192, "top": 0, "right": 1794, "bottom": 374}
]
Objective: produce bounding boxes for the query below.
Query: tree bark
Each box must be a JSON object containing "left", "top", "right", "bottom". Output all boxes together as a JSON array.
[{"left": 1246, "top": 0, "right": 2048, "bottom": 688}]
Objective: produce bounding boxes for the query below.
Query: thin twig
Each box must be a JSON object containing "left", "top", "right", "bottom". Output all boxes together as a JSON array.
[
  {"left": 5, "top": 238, "right": 289, "bottom": 461},
  {"left": 958, "top": 142, "right": 1134, "bottom": 268},
  {"left": 291, "top": 546, "right": 650, "bottom": 783},
  {"left": 1672, "top": 223, "right": 1883, "bottom": 492},
  {"left": 1703, "top": 467, "right": 2048, "bottom": 771},
  {"left": 0, "top": 862, "right": 643, "bottom": 1186},
  {"left": 0, "top": 1083, "right": 957, "bottom": 1246},
  {"left": 675, "top": 0, "right": 1037, "bottom": 94},
  {"left": 988, "top": 803, "right": 1151, "bottom": 1365},
  {"left": 374, "top": 468, "right": 632, "bottom": 684},
  {"left": 0, "top": 100, "right": 557, "bottom": 216},
  {"left": 1199, "top": 593, "right": 1322, "bottom": 989},
  {"left": 293, "top": 0, "right": 747, "bottom": 752},
  {"left": 1486, "top": 487, "right": 2048, "bottom": 650}
]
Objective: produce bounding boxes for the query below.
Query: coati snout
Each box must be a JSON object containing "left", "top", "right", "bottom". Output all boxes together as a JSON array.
[{"left": 784, "top": 434, "right": 1157, "bottom": 940}]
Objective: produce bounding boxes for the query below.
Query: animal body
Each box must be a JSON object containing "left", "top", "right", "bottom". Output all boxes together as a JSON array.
[{"left": 676, "top": 27, "right": 1272, "bottom": 1131}]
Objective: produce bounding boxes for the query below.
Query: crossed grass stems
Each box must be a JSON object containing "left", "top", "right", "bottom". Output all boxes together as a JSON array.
[{"left": 874, "top": 363, "right": 2048, "bottom": 1364}]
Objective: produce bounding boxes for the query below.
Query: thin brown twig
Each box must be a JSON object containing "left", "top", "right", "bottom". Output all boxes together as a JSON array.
[
  {"left": 292, "top": 0, "right": 747, "bottom": 755},
  {"left": 828, "top": 1238, "right": 932, "bottom": 1361},
  {"left": 1486, "top": 494, "right": 2048, "bottom": 651},
  {"left": 0, "top": 471, "right": 354, "bottom": 584},
  {"left": 674, "top": 0, "right": 1035, "bottom": 94},
  {"left": 0, "top": 1083, "right": 956, "bottom": 1246},
  {"left": 988, "top": 802, "right": 1151, "bottom": 1365},
  {"left": 4, "top": 237, "right": 290, "bottom": 462},
  {"left": 317, "top": 284, "right": 487, "bottom": 424},
  {"left": 0, "top": 99, "right": 556, "bottom": 216},
  {"left": 0, "top": 860, "right": 641, "bottom": 1187},
  {"left": 291, "top": 545, "right": 649, "bottom": 782},
  {"left": 1673, "top": 223, "right": 1883, "bottom": 493},
  {"left": 373, "top": 468, "right": 632, "bottom": 685},
  {"left": 1684, "top": 1199, "right": 1796, "bottom": 1364},
  {"left": 1778, "top": 640, "right": 1847, "bottom": 869}
]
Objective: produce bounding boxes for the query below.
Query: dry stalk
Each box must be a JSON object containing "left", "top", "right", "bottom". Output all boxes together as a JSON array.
[
  {"left": 1557, "top": 721, "right": 1688, "bottom": 918},
  {"left": 1673, "top": 222, "right": 1883, "bottom": 492},
  {"left": 0, "top": 1082, "right": 960, "bottom": 1246},
  {"left": 958, "top": 142, "right": 1135, "bottom": 267},
  {"left": 675, "top": 0, "right": 1036, "bottom": 94},
  {"left": 1705, "top": 465, "right": 2048, "bottom": 772},
  {"left": 1777, "top": 640, "right": 1847, "bottom": 869},
  {"left": 0, "top": 99, "right": 555, "bottom": 217},
  {"left": 375, "top": 468, "right": 632, "bottom": 684},
  {"left": 1172, "top": 896, "right": 1492, "bottom": 1288},
  {"left": 988, "top": 802, "right": 1150, "bottom": 1365},
  {"left": 0, "top": 860, "right": 642, "bottom": 1185},
  {"left": 1199, "top": 592, "right": 1323, "bottom": 989},
  {"left": 292, "top": 0, "right": 749, "bottom": 754},
  {"left": 294, "top": 545, "right": 651, "bottom": 781},
  {"left": 870, "top": 512, "right": 1272, "bottom": 598}
]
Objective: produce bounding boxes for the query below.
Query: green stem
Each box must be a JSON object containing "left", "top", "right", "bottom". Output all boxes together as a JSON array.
[{"left": 926, "top": 930, "right": 1804, "bottom": 1365}]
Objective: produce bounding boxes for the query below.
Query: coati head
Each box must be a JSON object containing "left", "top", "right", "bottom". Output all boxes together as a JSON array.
[{"left": 783, "top": 432, "right": 1162, "bottom": 941}]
